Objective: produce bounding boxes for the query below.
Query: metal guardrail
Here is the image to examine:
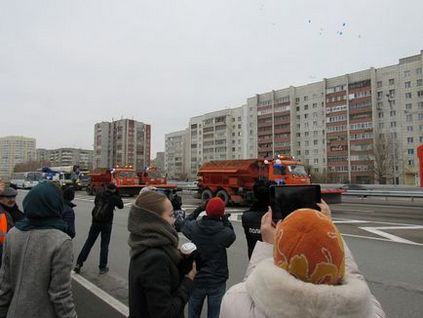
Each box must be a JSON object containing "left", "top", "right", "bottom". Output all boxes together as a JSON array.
[{"left": 343, "top": 190, "right": 423, "bottom": 201}]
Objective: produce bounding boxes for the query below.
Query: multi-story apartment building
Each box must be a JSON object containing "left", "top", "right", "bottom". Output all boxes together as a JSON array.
[
  {"left": 188, "top": 107, "right": 246, "bottom": 179},
  {"left": 93, "top": 119, "right": 151, "bottom": 172},
  {"left": 165, "top": 50, "right": 423, "bottom": 184},
  {"left": 36, "top": 148, "right": 94, "bottom": 170},
  {"left": 152, "top": 152, "right": 165, "bottom": 174},
  {"left": 0, "top": 136, "right": 36, "bottom": 178},
  {"left": 164, "top": 130, "right": 189, "bottom": 180}
]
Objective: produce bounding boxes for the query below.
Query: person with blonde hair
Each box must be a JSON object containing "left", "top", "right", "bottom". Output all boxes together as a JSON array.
[{"left": 128, "top": 191, "right": 196, "bottom": 318}]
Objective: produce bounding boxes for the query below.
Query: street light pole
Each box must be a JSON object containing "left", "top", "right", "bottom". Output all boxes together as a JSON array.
[{"left": 386, "top": 94, "right": 396, "bottom": 184}]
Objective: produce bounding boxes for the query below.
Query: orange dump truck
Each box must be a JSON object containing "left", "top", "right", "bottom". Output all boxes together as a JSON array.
[
  {"left": 197, "top": 155, "right": 311, "bottom": 205},
  {"left": 87, "top": 166, "right": 176, "bottom": 196},
  {"left": 418, "top": 144, "right": 423, "bottom": 187}
]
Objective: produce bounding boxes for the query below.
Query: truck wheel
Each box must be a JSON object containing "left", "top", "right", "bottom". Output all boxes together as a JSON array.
[
  {"left": 201, "top": 189, "right": 213, "bottom": 202},
  {"left": 216, "top": 190, "right": 230, "bottom": 206}
]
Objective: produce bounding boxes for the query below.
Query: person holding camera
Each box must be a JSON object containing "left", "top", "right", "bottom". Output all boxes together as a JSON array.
[
  {"left": 74, "top": 183, "right": 124, "bottom": 274},
  {"left": 182, "top": 197, "right": 236, "bottom": 318},
  {"left": 219, "top": 202, "right": 386, "bottom": 318},
  {"left": 128, "top": 191, "right": 196, "bottom": 318},
  {"left": 241, "top": 179, "right": 272, "bottom": 259}
]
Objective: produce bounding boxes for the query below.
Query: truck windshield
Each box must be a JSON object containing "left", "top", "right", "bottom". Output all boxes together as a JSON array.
[
  {"left": 118, "top": 171, "right": 137, "bottom": 178},
  {"left": 273, "top": 165, "right": 286, "bottom": 176},
  {"left": 288, "top": 165, "right": 308, "bottom": 176}
]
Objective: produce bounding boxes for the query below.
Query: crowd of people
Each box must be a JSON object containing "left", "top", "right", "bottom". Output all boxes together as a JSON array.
[{"left": 0, "top": 179, "right": 386, "bottom": 318}]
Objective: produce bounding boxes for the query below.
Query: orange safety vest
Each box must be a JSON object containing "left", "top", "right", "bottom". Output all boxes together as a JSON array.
[{"left": 0, "top": 212, "right": 8, "bottom": 243}]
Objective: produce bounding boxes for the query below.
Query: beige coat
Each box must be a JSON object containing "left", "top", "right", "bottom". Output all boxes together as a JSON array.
[{"left": 220, "top": 241, "right": 385, "bottom": 318}]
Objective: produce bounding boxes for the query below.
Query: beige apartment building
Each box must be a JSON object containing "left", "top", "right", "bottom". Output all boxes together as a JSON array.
[
  {"left": 187, "top": 107, "right": 247, "bottom": 179},
  {"left": 165, "top": 50, "right": 423, "bottom": 184},
  {"left": 93, "top": 119, "right": 151, "bottom": 172},
  {"left": 164, "top": 130, "right": 189, "bottom": 180},
  {"left": 0, "top": 136, "right": 36, "bottom": 178},
  {"left": 36, "top": 148, "right": 94, "bottom": 170}
]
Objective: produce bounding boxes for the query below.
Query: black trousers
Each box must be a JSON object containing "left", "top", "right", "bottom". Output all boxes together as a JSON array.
[{"left": 77, "top": 222, "right": 112, "bottom": 269}]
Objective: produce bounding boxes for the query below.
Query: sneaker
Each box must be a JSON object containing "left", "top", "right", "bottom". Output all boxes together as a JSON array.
[
  {"left": 73, "top": 264, "right": 82, "bottom": 274},
  {"left": 99, "top": 267, "right": 109, "bottom": 274}
]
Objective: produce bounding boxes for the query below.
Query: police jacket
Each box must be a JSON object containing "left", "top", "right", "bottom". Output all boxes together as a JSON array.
[{"left": 241, "top": 204, "right": 268, "bottom": 259}]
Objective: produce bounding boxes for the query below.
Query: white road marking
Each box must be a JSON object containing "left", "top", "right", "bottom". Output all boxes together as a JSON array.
[
  {"left": 71, "top": 272, "right": 129, "bottom": 316},
  {"left": 333, "top": 220, "right": 369, "bottom": 224},
  {"left": 359, "top": 225, "right": 423, "bottom": 245}
]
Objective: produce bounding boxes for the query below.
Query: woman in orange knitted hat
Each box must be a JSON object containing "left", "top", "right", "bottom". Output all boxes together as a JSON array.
[{"left": 220, "top": 201, "right": 386, "bottom": 318}]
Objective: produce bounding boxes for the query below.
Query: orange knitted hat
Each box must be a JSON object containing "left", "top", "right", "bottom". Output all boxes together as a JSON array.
[{"left": 273, "top": 209, "right": 345, "bottom": 285}]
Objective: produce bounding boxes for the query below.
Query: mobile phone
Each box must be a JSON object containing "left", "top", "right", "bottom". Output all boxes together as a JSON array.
[{"left": 270, "top": 185, "right": 321, "bottom": 221}]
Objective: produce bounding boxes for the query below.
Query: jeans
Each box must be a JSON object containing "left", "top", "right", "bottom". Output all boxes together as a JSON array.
[
  {"left": 76, "top": 223, "right": 112, "bottom": 269},
  {"left": 188, "top": 283, "right": 226, "bottom": 318}
]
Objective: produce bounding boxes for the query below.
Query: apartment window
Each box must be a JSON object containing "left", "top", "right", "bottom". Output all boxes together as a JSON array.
[
  {"left": 304, "top": 96, "right": 308, "bottom": 101},
  {"left": 418, "top": 91, "right": 423, "bottom": 97},
  {"left": 406, "top": 103, "right": 412, "bottom": 110},
  {"left": 406, "top": 114, "right": 413, "bottom": 122},
  {"left": 390, "top": 122, "right": 396, "bottom": 127},
  {"left": 314, "top": 159, "right": 319, "bottom": 164},
  {"left": 389, "top": 79, "right": 395, "bottom": 85},
  {"left": 389, "top": 89, "right": 395, "bottom": 97},
  {"left": 405, "top": 81, "right": 411, "bottom": 88},
  {"left": 405, "top": 92, "right": 412, "bottom": 99},
  {"left": 305, "top": 141, "right": 309, "bottom": 146},
  {"left": 419, "top": 102, "right": 423, "bottom": 109},
  {"left": 390, "top": 110, "right": 396, "bottom": 117},
  {"left": 378, "top": 112, "right": 383, "bottom": 118},
  {"left": 304, "top": 104, "right": 309, "bottom": 110},
  {"left": 407, "top": 126, "right": 413, "bottom": 132},
  {"left": 408, "top": 160, "right": 414, "bottom": 166},
  {"left": 313, "top": 103, "right": 317, "bottom": 108},
  {"left": 417, "top": 79, "right": 423, "bottom": 87},
  {"left": 313, "top": 140, "right": 318, "bottom": 145},
  {"left": 377, "top": 91, "right": 383, "bottom": 99},
  {"left": 407, "top": 137, "right": 414, "bottom": 143},
  {"left": 296, "top": 106, "right": 300, "bottom": 111},
  {"left": 408, "top": 149, "right": 414, "bottom": 155},
  {"left": 378, "top": 123, "right": 384, "bottom": 129},
  {"left": 297, "top": 142, "right": 301, "bottom": 147},
  {"left": 295, "top": 98, "right": 300, "bottom": 104},
  {"left": 420, "top": 136, "right": 423, "bottom": 142},
  {"left": 417, "top": 68, "right": 422, "bottom": 75},
  {"left": 419, "top": 113, "right": 423, "bottom": 120},
  {"left": 377, "top": 81, "right": 382, "bottom": 88},
  {"left": 404, "top": 70, "right": 411, "bottom": 77},
  {"left": 420, "top": 125, "right": 423, "bottom": 131},
  {"left": 304, "top": 114, "right": 308, "bottom": 119}
]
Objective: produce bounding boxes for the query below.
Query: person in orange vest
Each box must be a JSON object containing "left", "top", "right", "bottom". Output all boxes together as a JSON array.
[{"left": 0, "top": 187, "right": 15, "bottom": 266}]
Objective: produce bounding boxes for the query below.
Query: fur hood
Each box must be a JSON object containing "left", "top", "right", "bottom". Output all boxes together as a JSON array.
[{"left": 245, "top": 258, "right": 374, "bottom": 318}]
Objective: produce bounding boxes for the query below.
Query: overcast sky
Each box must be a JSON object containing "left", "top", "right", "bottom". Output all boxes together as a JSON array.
[{"left": 1, "top": 0, "right": 422, "bottom": 156}]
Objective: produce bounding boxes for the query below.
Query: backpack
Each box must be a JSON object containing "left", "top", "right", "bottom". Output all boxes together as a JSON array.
[{"left": 92, "top": 196, "right": 110, "bottom": 222}]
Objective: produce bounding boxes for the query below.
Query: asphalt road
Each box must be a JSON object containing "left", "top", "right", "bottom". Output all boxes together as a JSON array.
[{"left": 13, "top": 191, "right": 423, "bottom": 318}]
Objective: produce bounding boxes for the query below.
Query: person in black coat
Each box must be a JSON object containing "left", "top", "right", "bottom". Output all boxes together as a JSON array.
[
  {"left": 74, "top": 183, "right": 124, "bottom": 274},
  {"left": 62, "top": 186, "right": 76, "bottom": 239},
  {"left": 241, "top": 179, "right": 272, "bottom": 259},
  {"left": 182, "top": 197, "right": 236, "bottom": 318},
  {"left": 128, "top": 191, "right": 196, "bottom": 318}
]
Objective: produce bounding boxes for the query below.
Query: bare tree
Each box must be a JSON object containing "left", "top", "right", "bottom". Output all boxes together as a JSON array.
[
  {"left": 371, "top": 133, "right": 394, "bottom": 184},
  {"left": 14, "top": 160, "right": 51, "bottom": 172}
]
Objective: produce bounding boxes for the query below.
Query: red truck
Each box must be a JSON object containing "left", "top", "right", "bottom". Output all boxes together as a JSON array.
[
  {"left": 197, "top": 155, "right": 311, "bottom": 205},
  {"left": 86, "top": 166, "right": 176, "bottom": 196},
  {"left": 418, "top": 145, "right": 423, "bottom": 187}
]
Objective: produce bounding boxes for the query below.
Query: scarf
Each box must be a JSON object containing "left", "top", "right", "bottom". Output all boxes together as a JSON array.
[
  {"left": 15, "top": 182, "right": 68, "bottom": 233},
  {"left": 128, "top": 204, "right": 181, "bottom": 264}
]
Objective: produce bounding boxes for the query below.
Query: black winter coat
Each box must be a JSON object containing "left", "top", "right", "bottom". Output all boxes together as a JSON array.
[
  {"left": 62, "top": 201, "right": 76, "bottom": 238},
  {"left": 182, "top": 215, "right": 236, "bottom": 287},
  {"left": 241, "top": 205, "right": 268, "bottom": 259},
  {"left": 91, "top": 189, "right": 124, "bottom": 224},
  {"left": 128, "top": 247, "right": 193, "bottom": 318}
]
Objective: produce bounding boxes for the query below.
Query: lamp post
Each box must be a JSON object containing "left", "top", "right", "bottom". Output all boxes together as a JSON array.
[{"left": 386, "top": 94, "right": 396, "bottom": 184}]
